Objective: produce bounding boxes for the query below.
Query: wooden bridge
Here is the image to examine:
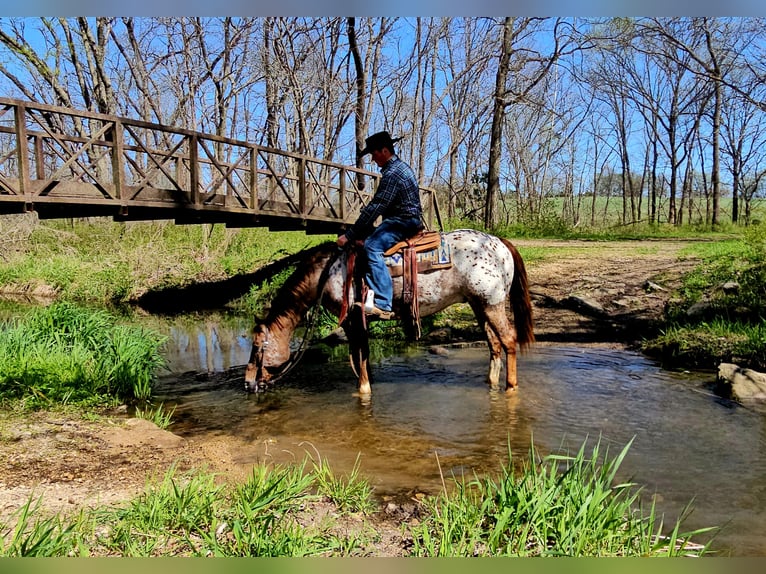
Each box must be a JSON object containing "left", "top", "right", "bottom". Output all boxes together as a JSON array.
[{"left": 0, "top": 98, "right": 439, "bottom": 234}]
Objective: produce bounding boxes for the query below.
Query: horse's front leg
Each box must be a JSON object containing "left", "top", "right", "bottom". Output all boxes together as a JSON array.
[
  {"left": 357, "top": 358, "right": 372, "bottom": 395},
  {"left": 504, "top": 343, "right": 518, "bottom": 392},
  {"left": 346, "top": 303, "right": 373, "bottom": 396}
]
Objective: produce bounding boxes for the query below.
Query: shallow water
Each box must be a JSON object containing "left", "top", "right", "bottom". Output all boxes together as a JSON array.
[{"left": 153, "top": 316, "right": 766, "bottom": 556}]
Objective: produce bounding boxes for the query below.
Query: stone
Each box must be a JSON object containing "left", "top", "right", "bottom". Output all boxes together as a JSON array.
[
  {"left": 428, "top": 345, "right": 451, "bottom": 356},
  {"left": 565, "top": 295, "right": 605, "bottom": 317},
  {"left": 686, "top": 296, "right": 714, "bottom": 319},
  {"left": 643, "top": 280, "right": 666, "bottom": 292},
  {"left": 423, "top": 327, "right": 452, "bottom": 342},
  {"left": 718, "top": 363, "right": 766, "bottom": 402}
]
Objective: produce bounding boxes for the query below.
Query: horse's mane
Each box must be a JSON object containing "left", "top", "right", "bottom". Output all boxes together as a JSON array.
[{"left": 263, "top": 241, "right": 338, "bottom": 328}]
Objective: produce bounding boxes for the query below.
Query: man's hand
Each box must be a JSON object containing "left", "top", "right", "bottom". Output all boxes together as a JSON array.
[{"left": 337, "top": 234, "right": 349, "bottom": 248}]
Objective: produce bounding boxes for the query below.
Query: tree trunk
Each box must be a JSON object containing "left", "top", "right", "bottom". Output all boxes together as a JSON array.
[{"left": 485, "top": 17, "right": 514, "bottom": 229}]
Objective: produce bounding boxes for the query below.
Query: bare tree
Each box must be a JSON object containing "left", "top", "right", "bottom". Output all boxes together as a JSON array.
[
  {"left": 436, "top": 18, "right": 494, "bottom": 218},
  {"left": 347, "top": 17, "right": 394, "bottom": 188},
  {"left": 0, "top": 17, "right": 116, "bottom": 115},
  {"left": 637, "top": 17, "right": 751, "bottom": 226},
  {"left": 485, "top": 17, "right": 573, "bottom": 228},
  {"left": 721, "top": 79, "right": 766, "bottom": 224}
]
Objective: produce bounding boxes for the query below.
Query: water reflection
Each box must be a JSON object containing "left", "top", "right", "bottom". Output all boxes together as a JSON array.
[
  {"left": 152, "top": 313, "right": 253, "bottom": 374},
  {"left": 152, "top": 316, "right": 766, "bottom": 557}
]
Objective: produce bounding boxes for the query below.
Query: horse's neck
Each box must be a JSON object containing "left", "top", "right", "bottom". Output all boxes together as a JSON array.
[{"left": 265, "top": 248, "right": 333, "bottom": 337}]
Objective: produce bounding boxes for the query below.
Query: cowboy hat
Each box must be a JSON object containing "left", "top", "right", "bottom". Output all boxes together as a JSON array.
[{"left": 358, "top": 130, "right": 403, "bottom": 157}]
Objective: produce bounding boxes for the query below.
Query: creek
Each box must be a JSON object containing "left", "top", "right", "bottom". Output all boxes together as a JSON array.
[{"left": 150, "top": 312, "right": 766, "bottom": 556}]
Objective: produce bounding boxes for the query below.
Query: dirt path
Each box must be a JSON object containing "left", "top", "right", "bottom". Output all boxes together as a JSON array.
[
  {"left": 0, "top": 239, "right": 702, "bottom": 554},
  {"left": 516, "top": 238, "right": 700, "bottom": 347}
]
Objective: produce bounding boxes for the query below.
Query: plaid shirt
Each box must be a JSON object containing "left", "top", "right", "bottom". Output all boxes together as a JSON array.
[{"left": 346, "top": 156, "right": 422, "bottom": 241}]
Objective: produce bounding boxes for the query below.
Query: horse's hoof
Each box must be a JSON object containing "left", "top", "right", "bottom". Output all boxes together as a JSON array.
[{"left": 356, "top": 384, "right": 372, "bottom": 396}]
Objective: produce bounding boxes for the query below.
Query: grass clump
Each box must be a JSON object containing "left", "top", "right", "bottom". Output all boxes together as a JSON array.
[
  {"left": 134, "top": 402, "right": 176, "bottom": 429},
  {"left": 313, "top": 454, "right": 377, "bottom": 515},
  {"left": 409, "top": 438, "right": 714, "bottom": 557},
  {"left": 0, "top": 302, "right": 166, "bottom": 407},
  {"left": 644, "top": 320, "right": 766, "bottom": 370}
]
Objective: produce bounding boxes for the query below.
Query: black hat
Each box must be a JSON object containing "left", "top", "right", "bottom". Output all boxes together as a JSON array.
[{"left": 358, "top": 131, "right": 402, "bottom": 157}]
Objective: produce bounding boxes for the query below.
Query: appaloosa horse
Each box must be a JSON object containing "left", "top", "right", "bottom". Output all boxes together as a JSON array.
[{"left": 245, "top": 229, "right": 534, "bottom": 396}]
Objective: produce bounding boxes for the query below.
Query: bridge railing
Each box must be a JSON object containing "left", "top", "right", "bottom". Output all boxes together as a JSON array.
[{"left": 0, "top": 98, "right": 438, "bottom": 234}]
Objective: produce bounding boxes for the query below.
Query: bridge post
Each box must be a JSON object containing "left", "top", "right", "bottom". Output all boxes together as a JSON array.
[
  {"left": 298, "top": 156, "right": 306, "bottom": 215},
  {"left": 33, "top": 135, "right": 44, "bottom": 180},
  {"left": 13, "top": 102, "right": 32, "bottom": 207},
  {"left": 249, "top": 146, "right": 257, "bottom": 210},
  {"left": 339, "top": 167, "right": 346, "bottom": 221},
  {"left": 111, "top": 119, "right": 125, "bottom": 205},
  {"left": 189, "top": 134, "right": 199, "bottom": 207}
]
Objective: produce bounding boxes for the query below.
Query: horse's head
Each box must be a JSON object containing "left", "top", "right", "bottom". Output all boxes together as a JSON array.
[{"left": 244, "top": 323, "right": 291, "bottom": 392}]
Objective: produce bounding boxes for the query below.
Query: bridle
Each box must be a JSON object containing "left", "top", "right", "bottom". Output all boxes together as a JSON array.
[
  {"left": 247, "top": 324, "right": 269, "bottom": 385},
  {"left": 247, "top": 247, "right": 341, "bottom": 391}
]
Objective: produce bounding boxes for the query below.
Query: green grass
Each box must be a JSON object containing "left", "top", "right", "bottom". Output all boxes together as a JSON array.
[
  {"left": 462, "top": 195, "right": 766, "bottom": 240},
  {"left": 0, "top": 302, "right": 166, "bottom": 407},
  {"left": 1, "top": 215, "right": 332, "bottom": 305},
  {"left": 409, "top": 438, "right": 715, "bottom": 557},
  {"left": 0, "top": 439, "right": 714, "bottom": 557},
  {"left": 134, "top": 402, "right": 176, "bottom": 429},
  {"left": 644, "top": 320, "right": 766, "bottom": 370},
  {"left": 312, "top": 454, "right": 377, "bottom": 515},
  {"left": 644, "top": 225, "right": 766, "bottom": 369}
]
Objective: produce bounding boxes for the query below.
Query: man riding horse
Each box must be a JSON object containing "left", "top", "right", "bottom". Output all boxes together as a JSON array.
[{"left": 336, "top": 131, "right": 423, "bottom": 320}]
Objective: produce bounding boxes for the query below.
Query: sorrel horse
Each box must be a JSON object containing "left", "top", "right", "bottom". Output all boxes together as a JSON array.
[{"left": 245, "top": 229, "right": 534, "bottom": 396}]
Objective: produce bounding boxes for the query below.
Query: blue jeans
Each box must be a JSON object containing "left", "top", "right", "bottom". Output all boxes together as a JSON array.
[{"left": 363, "top": 215, "right": 422, "bottom": 312}]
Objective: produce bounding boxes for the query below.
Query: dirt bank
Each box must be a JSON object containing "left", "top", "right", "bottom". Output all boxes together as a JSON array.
[
  {"left": 517, "top": 238, "right": 699, "bottom": 348},
  {"left": 0, "top": 239, "right": 701, "bottom": 555}
]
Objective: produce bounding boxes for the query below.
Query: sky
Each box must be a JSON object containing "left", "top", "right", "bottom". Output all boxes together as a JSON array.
[{"left": 3, "top": 1, "right": 766, "bottom": 18}]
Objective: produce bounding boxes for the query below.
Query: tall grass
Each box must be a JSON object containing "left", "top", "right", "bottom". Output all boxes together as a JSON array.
[
  {"left": 0, "top": 302, "right": 166, "bottom": 407},
  {"left": 0, "top": 497, "right": 85, "bottom": 557},
  {"left": 409, "top": 438, "right": 714, "bottom": 557},
  {"left": 0, "top": 440, "right": 714, "bottom": 557}
]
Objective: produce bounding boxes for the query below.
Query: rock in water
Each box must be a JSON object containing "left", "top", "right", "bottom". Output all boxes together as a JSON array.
[{"left": 718, "top": 363, "right": 766, "bottom": 404}]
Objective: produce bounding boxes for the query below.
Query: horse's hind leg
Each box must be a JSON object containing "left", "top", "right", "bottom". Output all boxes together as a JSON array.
[
  {"left": 483, "top": 303, "right": 519, "bottom": 392},
  {"left": 470, "top": 302, "right": 504, "bottom": 390}
]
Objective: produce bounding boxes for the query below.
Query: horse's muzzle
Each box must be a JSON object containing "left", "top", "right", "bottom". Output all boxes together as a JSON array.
[{"left": 244, "top": 362, "right": 262, "bottom": 393}]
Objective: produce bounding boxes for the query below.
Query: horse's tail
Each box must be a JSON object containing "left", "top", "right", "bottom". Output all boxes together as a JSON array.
[{"left": 501, "top": 238, "right": 535, "bottom": 350}]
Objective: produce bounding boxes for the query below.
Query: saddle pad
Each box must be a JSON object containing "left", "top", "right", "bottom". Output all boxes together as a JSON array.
[{"left": 385, "top": 233, "right": 452, "bottom": 277}]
